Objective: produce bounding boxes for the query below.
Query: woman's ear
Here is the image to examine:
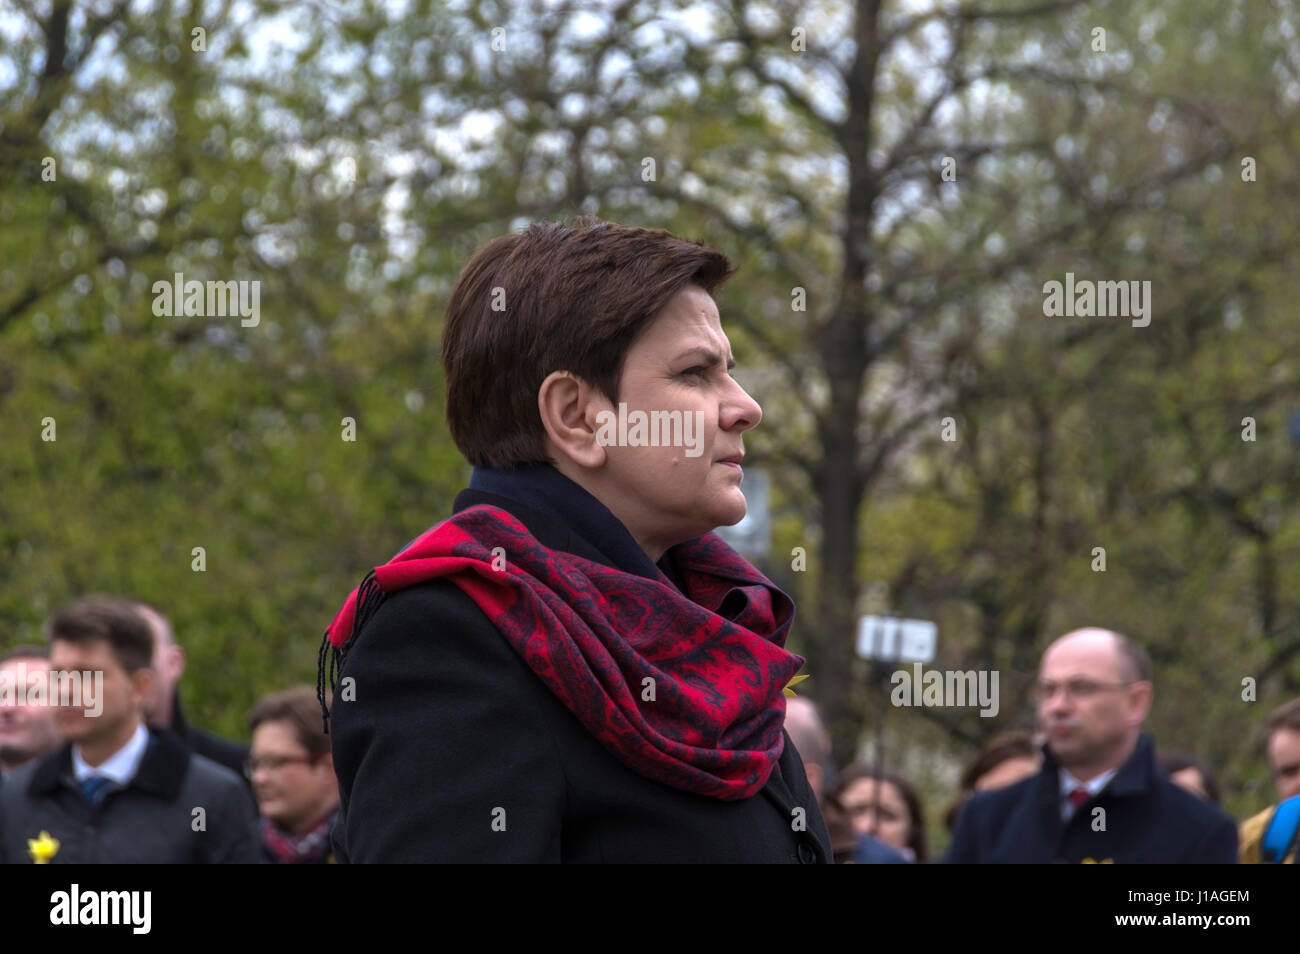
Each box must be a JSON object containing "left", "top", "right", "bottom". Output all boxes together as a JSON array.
[{"left": 538, "top": 370, "right": 607, "bottom": 469}]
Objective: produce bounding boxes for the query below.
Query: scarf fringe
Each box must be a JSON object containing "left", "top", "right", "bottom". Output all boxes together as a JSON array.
[{"left": 316, "top": 567, "right": 385, "bottom": 735}]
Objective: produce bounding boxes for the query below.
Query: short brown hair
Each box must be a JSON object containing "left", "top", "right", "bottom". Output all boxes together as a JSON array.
[
  {"left": 46, "top": 596, "right": 154, "bottom": 674},
  {"left": 442, "top": 216, "right": 736, "bottom": 468},
  {"left": 1268, "top": 698, "right": 1300, "bottom": 737},
  {"left": 1, "top": 644, "right": 49, "bottom": 664},
  {"left": 248, "top": 687, "right": 331, "bottom": 755}
]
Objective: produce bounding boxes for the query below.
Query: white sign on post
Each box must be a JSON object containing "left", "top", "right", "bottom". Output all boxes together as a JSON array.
[{"left": 856, "top": 615, "right": 937, "bottom": 664}]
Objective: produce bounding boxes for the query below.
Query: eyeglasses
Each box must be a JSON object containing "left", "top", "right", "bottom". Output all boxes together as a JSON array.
[
  {"left": 243, "top": 754, "right": 322, "bottom": 779},
  {"left": 1032, "top": 678, "right": 1136, "bottom": 702}
]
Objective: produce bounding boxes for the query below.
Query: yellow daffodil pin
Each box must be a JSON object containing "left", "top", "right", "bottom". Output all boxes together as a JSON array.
[{"left": 28, "top": 830, "right": 59, "bottom": 864}]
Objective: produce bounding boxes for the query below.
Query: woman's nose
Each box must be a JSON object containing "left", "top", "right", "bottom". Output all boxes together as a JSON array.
[{"left": 723, "top": 382, "right": 762, "bottom": 431}]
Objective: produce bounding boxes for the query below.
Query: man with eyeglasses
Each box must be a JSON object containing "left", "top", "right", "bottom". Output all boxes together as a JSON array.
[{"left": 944, "top": 627, "right": 1238, "bottom": 863}]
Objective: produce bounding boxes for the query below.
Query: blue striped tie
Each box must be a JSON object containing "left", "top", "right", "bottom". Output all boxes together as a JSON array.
[{"left": 81, "top": 776, "right": 112, "bottom": 805}]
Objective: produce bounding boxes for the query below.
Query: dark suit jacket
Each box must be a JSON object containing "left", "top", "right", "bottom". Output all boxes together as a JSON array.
[
  {"left": 0, "top": 728, "right": 261, "bottom": 864},
  {"left": 328, "top": 488, "right": 833, "bottom": 862},
  {"left": 944, "top": 733, "right": 1238, "bottom": 863}
]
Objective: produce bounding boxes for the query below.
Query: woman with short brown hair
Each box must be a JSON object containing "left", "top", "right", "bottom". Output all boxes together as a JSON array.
[
  {"left": 247, "top": 687, "right": 339, "bottom": 864},
  {"left": 319, "top": 216, "right": 829, "bottom": 862}
]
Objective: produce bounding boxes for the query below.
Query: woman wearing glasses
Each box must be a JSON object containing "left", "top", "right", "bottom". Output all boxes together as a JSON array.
[{"left": 246, "top": 687, "right": 338, "bottom": 864}]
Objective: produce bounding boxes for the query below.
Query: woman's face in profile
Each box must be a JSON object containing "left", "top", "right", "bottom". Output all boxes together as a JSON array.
[{"left": 592, "top": 283, "right": 763, "bottom": 558}]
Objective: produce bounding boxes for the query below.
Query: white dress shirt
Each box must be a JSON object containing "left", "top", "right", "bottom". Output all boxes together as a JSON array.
[
  {"left": 73, "top": 721, "right": 150, "bottom": 788},
  {"left": 1059, "top": 766, "right": 1118, "bottom": 821}
]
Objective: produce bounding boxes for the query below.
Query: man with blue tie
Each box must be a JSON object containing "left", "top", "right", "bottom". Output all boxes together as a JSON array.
[
  {"left": 945, "top": 627, "right": 1237, "bottom": 863},
  {"left": 0, "top": 596, "right": 259, "bottom": 863}
]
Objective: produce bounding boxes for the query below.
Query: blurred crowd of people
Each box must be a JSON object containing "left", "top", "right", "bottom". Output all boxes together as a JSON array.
[
  {"left": 787, "top": 627, "right": 1300, "bottom": 863},
  {"left": 2, "top": 599, "right": 1297, "bottom": 863},
  {"left": 0, "top": 596, "right": 338, "bottom": 863}
]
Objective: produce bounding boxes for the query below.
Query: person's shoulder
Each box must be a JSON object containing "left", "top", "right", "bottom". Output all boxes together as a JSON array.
[
  {"left": 0, "top": 743, "right": 71, "bottom": 803},
  {"left": 1239, "top": 802, "right": 1274, "bottom": 837},
  {"left": 1238, "top": 802, "right": 1274, "bottom": 863},
  {"left": 945, "top": 774, "right": 1041, "bottom": 862},
  {"left": 0, "top": 758, "right": 45, "bottom": 802},
  {"left": 347, "top": 577, "right": 507, "bottom": 663},
  {"left": 366, "top": 577, "right": 495, "bottom": 633},
  {"left": 855, "top": 834, "right": 908, "bottom": 864},
  {"left": 336, "top": 577, "right": 549, "bottom": 717},
  {"left": 1153, "top": 772, "right": 1236, "bottom": 828},
  {"left": 182, "top": 748, "right": 248, "bottom": 794},
  {"left": 963, "top": 772, "right": 1042, "bottom": 817}
]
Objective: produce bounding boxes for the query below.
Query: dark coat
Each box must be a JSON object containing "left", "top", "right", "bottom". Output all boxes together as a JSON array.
[
  {"left": 855, "top": 834, "right": 908, "bottom": 864},
  {"left": 328, "top": 488, "right": 833, "bottom": 863},
  {"left": 944, "top": 733, "right": 1238, "bottom": 863},
  {"left": 0, "top": 727, "right": 262, "bottom": 863},
  {"left": 162, "top": 691, "right": 251, "bottom": 786}
]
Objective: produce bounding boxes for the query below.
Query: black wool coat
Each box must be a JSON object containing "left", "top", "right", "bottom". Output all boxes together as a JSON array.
[
  {"left": 327, "top": 488, "right": 833, "bottom": 863},
  {"left": 944, "top": 733, "right": 1238, "bottom": 864}
]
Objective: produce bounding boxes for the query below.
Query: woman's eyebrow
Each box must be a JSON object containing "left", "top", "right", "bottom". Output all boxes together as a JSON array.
[{"left": 674, "top": 346, "right": 736, "bottom": 369}]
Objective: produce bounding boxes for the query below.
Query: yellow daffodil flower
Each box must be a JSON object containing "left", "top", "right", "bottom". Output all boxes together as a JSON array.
[{"left": 28, "top": 830, "right": 59, "bottom": 864}]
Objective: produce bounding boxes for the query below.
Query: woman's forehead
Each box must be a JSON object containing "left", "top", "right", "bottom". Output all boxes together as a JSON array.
[{"left": 634, "top": 298, "right": 730, "bottom": 356}]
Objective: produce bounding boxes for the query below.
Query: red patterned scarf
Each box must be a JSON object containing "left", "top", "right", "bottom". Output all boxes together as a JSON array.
[
  {"left": 261, "top": 809, "right": 337, "bottom": 864},
  {"left": 319, "top": 505, "right": 802, "bottom": 801}
]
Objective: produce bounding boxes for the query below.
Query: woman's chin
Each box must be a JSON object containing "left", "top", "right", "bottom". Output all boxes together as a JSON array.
[{"left": 708, "top": 493, "right": 748, "bottom": 529}]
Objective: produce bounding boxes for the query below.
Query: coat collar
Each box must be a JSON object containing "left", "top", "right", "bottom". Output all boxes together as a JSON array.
[
  {"left": 29, "top": 726, "right": 193, "bottom": 801},
  {"left": 1032, "top": 732, "right": 1157, "bottom": 841},
  {"left": 1102, "top": 733, "right": 1159, "bottom": 795},
  {"left": 1036, "top": 732, "right": 1157, "bottom": 802},
  {"left": 453, "top": 488, "right": 617, "bottom": 568},
  {"left": 456, "top": 465, "right": 688, "bottom": 589}
]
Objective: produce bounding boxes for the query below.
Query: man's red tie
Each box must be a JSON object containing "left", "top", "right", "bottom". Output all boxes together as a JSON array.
[{"left": 1068, "top": 787, "right": 1091, "bottom": 808}]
